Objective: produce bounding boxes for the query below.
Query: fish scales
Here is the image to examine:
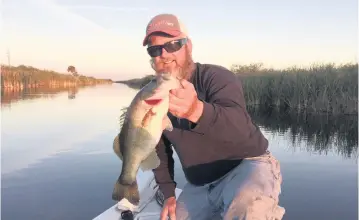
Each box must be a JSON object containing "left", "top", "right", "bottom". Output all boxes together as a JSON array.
[{"left": 112, "top": 73, "right": 181, "bottom": 205}]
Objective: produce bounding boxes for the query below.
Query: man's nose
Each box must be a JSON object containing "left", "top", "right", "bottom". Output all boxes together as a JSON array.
[{"left": 160, "top": 47, "right": 170, "bottom": 58}]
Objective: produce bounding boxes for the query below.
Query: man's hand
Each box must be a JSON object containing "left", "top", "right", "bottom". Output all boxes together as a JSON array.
[
  {"left": 169, "top": 79, "right": 203, "bottom": 123},
  {"left": 161, "top": 196, "right": 176, "bottom": 220}
]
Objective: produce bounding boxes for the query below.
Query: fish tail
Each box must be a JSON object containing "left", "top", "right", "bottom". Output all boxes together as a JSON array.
[{"left": 112, "top": 177, "right": 139, "bottom": 205}]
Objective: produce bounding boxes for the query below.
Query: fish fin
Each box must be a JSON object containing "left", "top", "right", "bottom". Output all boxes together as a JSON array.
[
  {"left": 164, "top": 115, "right": 173, "bottom": 131},
  {"left": 112, "top": 177, "right": 139, "bottom": 205},
  {"left": 113, "top": 134, "right": 123, "bottom": 161},
  {"left": 140, "top": 150, "right": 161, "bottom": 171},
  {"left": 119, "top": 106, "right": 128, "bottom": 128}
]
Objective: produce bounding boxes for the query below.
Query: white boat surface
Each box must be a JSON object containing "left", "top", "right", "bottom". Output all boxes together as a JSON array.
[{"left": 93, "top": 171, "right": 182, "bottom": 220}]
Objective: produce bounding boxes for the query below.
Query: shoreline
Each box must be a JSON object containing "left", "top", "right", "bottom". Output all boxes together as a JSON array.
[
  {"left": 1, "top": 64, "right": 113, "bottom": 92},
  {"left": 115, "top": 62, "right": 358, "bottom": 116}
]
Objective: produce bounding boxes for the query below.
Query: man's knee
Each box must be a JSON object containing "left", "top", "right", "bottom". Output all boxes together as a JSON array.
[
  {"left": 221, "top": 153, "right": 285, "bottom": 219},
  {"left": 232, "top": 152, "right": 283, "bottom": 200},
  {"left": 223, "top": 188, "right": 285, "bottom": 219}
]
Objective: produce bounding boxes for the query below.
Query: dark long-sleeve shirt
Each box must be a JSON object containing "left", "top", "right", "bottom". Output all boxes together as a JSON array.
[{"left": 153, "top": 62, "right": 268, "bottom": 199}]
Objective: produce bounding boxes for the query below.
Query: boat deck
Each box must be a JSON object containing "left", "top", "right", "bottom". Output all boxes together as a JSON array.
[{"left": 93, "top": 173, "right": 182, "bottom": 220}]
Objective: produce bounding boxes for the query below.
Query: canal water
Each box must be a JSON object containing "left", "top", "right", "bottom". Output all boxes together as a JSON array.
[{"left": 1, "top": 84, "right": 357, "bottom": 220}]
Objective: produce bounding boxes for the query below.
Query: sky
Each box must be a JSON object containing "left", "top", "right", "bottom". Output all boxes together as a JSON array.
[{"left": 0, "top": 0, "right": 357, "bottom": 80}]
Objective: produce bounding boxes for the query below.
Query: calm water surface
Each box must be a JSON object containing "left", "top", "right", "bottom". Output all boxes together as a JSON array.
[{"left": 1, "top": 84, "right": 358, "bottom": 220}]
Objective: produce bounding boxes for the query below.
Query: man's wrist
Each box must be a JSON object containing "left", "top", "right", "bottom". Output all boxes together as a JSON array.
[
  {"left": 187, "top": 99, "right": 204, "bottom": 123},
  {"left": 165, "top": 196, "right": 176, "bottom": 202}
]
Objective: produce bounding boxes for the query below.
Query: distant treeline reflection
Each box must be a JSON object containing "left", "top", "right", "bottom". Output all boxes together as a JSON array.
[
  {"left": 248, "top": 107, "right": 358, "bottom": 159},
  {"left": 1, "top": 86, "right": 79, "bottom": 107}
]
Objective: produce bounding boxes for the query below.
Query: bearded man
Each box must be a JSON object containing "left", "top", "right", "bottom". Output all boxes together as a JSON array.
[{"left": 142, "top": 13, "right": 286, "bottom": 220}]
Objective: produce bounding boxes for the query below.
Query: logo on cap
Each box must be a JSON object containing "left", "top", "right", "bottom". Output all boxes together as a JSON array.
[{"left": 147, "top": 20, "right": 175, "bottom": 32}]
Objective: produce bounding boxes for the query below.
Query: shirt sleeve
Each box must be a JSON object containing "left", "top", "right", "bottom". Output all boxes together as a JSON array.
[
  {"left": 152, "top": 134, "right": 176, "bottom": 200},
  {"left": 190, "top": 66, "right": 253, "bottom": 143}
]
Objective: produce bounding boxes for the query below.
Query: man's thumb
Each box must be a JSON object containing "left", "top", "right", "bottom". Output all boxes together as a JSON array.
[{"left": 179, "top": 79, "right": 191, "bottom": 88}]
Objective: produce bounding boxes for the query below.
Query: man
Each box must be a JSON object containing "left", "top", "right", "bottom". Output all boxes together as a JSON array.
[{"left": 142, "top": 13, "right": 285, "bottom": 220}]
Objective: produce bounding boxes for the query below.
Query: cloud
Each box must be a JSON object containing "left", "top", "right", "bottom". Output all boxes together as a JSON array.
[
  {"left": 61, "top": 5, "right": 149, "bottom": 12},
  {"left": 2, "top": 0, "right": 120, "bottom": 36}
]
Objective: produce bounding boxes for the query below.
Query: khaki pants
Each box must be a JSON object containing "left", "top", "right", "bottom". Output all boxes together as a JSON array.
[{"left": 175, "top": 151, "right": 285, "bottom": 220}]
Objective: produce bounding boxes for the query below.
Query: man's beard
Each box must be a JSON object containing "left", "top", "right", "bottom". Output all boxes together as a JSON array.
[{"left": 152, "top": 47, "right": 194, "bottom": 80}]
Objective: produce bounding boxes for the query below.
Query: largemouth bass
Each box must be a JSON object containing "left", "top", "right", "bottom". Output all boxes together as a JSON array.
[{"left": 112, "top": 72, "right": 181, "bottom": 205}]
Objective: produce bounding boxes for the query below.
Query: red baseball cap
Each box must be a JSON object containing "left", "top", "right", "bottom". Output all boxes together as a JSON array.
[{"left": 143, "top": 13, "right": 188, "bottom": 46}]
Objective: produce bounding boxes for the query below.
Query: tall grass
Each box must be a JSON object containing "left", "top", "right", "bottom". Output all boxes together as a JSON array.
[
  {"left": 1, "top": 64, "right": 113, "bottom": 91},
  {"left": 232, "top": 62, "right": 358, "bottom": 115},
  {"left": 116, "top": 62, "right": 358, "bottom": 115}
]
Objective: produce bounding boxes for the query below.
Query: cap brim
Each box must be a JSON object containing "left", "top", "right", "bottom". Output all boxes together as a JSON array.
[{"left": 142, "top": 30, "right": 182, "bottom": 46}]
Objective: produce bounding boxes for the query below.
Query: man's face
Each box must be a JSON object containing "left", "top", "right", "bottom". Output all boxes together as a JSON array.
[{"left": 147, "top": 33, "right": 193, "bottom": 79}]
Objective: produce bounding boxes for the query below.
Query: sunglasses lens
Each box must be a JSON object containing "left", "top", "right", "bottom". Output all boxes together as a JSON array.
[
  {"left": 147, "top": 38, "right": 187, "bottom": 57},
  {"left": 147, "top": 46, "right": 162, "bottom": 57},
  {"left": 165, "top": 41, "right": 183, "bottom": 53}
]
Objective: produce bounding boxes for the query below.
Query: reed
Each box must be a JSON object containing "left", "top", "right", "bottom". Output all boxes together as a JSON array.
[
  {"left": 116, "top": 62, "right": 358, "bottom": 115},
  {"left": 233, "top": 62, "right": 358, "bottom": 115}
]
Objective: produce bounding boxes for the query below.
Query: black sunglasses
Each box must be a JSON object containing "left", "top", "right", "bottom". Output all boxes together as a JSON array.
[{"left": 147, "top": 38, "right": 188, "bottom": 57}]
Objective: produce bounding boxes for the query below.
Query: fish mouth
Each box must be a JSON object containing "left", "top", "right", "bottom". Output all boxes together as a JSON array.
[
  {"left": 144, "top": 88, "right": 166, "bottom": 105},
  {"left": 144, "top": 99, "right": 163, "bottom": 106}
]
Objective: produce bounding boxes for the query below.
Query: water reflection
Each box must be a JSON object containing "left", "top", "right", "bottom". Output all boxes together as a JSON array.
[
  {"left": 67, "top": 87, "right": 79, "bottom": 99},
  {"left": 1, "top": 84, "right": 137, "bottom": 175},
  {"left": 1, "top": 85, "right": 84, "bottom": 107},
  {"left": 117, "top": 103, "right": 358, "bottom": 160},
  {"left": 248, "top": 107, "right": 358, "bottom": 160},
  {"left": 1, "top": 85, "right": 357, "bottom": 220}
]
